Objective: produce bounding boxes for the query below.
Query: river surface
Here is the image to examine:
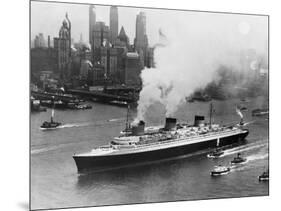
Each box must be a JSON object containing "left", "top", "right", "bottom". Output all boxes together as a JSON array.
[{"left": 31, "top": 97, "right": 269, "bottom": 210}]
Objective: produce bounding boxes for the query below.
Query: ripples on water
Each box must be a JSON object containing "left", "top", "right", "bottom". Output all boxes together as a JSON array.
[{"left": 31, "top": 98, "right": 269, "bottom": 210}]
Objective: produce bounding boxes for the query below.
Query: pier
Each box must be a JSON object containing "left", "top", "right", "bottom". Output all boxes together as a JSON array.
[
  {"left": 66, "top": 89, "right": 138, "bottom": 104},
  {"left": 31, "top": 88, "right": 138, "bottom": 106},
  {"left": 31, "top": 91, "right": 80, "bottom": 102}
]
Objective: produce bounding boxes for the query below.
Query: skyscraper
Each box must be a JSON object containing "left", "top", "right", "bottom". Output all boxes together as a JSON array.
[
  {"left": 34, "top": 33, "right": 46, "bottom": 48},
  {"left": 89, "top": 5, "right": 96, "bottom": 47},
  {"left": 134, "top": 12, "right": 148, "bottom": 51},
  {"left": 53, "top": 13, "right": 71, "bottom": 80},
  {"left": 134, "top": 12, "right": 149, "bottom": 68},
  {"left": 92, "top": 22, "right": 110, "bottom": 48},
  {"left": 47, "top": 35, "right": 50, "bottom": 48},
  {"left": 91, "top": 21, "right": 110, "bottom": 63},
  {"left": 109, "top": 6, "right": 118, "bottom": 45},
  {"left": 125, "top": 52, "right": 142, "bottom": 86},
  {"left": 117, "top": 26, "right": 129, "bottom": 47}
]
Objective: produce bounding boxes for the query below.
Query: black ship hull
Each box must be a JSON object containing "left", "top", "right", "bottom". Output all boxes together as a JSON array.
[{"left": 73, "top": 129, "right": 249, "bottom": 173}]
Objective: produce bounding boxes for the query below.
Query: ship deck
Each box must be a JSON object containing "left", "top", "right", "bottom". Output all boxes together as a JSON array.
[{"left": 74, "top": 128, "right": 248, "bottom": 157}]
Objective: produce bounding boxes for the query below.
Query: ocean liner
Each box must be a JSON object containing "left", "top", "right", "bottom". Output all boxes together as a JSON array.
[{"left": 73, "top": 104, "right": 249, "bottom": 172}]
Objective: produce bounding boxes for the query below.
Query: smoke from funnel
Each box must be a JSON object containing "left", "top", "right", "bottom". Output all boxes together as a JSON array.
[{"left": 135, "top": 12, "right": 268, "bottom": 122}]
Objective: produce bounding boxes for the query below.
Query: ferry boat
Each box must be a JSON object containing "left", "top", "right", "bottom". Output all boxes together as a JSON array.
[{"left": 73, "top": 104, "right": 249, "bottom": 173}]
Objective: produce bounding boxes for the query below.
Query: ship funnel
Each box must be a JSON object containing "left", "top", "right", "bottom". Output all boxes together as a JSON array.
[
  {"left": 194, "top": 115, "right": 205, "bottom": 127},
  {"left": 164, "top": 117, "right": 177, "bottom": 130},
  {"left": 132, "top": 120, "right": 145, "bottom": 136}
]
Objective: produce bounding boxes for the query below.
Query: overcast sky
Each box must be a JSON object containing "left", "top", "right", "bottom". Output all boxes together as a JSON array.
[{"left": 31, "top": 0, "right": 268, "bottom": 52}]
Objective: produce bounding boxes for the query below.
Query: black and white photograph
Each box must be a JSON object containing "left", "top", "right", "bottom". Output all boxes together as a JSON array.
[{"left": 30, "top": 0, "right": 269, "bottom": 210}]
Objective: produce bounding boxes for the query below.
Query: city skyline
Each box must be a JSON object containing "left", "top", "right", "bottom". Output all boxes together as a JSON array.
[
  {"left": 31, "top": 1, "right": 159, "bottom": 46},
  {"left": 31, "top": 1, "right": 268, "bottom": 55}
]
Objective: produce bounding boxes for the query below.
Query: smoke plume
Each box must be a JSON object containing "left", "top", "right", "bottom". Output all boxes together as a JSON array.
[
  {"left": 136, "top": 12, "right": 268, "bottom": 121},
  {"left": 236, "top": 107, "right": 244, "bottom": 119}
]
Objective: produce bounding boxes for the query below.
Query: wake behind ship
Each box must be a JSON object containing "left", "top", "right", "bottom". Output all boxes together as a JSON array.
[{"left": 73, "top": 105, "right": 249, "bottom": 173}]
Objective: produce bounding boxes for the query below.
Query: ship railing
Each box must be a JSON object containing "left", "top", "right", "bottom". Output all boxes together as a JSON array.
[
  {"left": 92, "top": 145, "right": 112, "bottom": 151},
  {"left": 132, "top": 128, "right": 242, "bottom": 149}
]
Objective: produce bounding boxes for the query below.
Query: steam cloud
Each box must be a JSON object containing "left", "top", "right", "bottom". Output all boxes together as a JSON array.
[
  {"left": 135, "top": 12, "right": 268, "bottom": 121},
  {"left": 236, "top": 107, "right": 244, "bottom": 119}
]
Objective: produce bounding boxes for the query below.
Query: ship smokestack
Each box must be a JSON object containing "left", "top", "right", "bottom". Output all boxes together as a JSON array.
[
  {"left": 164, "top": 117, "right": 177, "bottom": 130},
  {"left": 194, "top": 115, "right": 205, "bottom": 127},
  {"left": 132, "top": 120, "right": 145, "bottom": 136}
]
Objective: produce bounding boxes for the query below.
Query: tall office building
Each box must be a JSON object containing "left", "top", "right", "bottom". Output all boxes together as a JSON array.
[
  {"left": 91, "top": 21, "right": 110, "bottom": 63},
  {"left": 34, "top": 33, "right": 46, "bottom": 48},
  {"left": 125, "top": 52, "right": 142, "bottom": 86},
  {"left": 92, "top": 22, "right": 110, "bottom": 48},
  {"left": 109, "top": 6, "right": 118, "bottom": 45},
  {"left": 134, "top": 12, "right": 148, "bottom": 51},
  {"left": 89, "top": 5, "right": 96, "bottom": 47},
  {"left": 53, "top": 14, "right": 71, "bottom": 80},
  {"left": 116, "top": 26, "right": 129, "bottom": 47},
  {"left": 47, "top": 35, "right": 51, "bottom": 48},
  {"left": 134, "top": 12, "right": 149, "bottom": 68}
]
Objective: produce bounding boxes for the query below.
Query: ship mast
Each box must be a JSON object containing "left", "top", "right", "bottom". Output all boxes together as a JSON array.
[
  {"left": 125, "top": 104, "right": 130, "bottom": 131},
  {"left": 209, "top": 102, "right": 213, "bottom": 128}
]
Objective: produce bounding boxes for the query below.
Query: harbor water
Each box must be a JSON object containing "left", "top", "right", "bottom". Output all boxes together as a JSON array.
[{"left": 31, "top": 97, "right": 269, "bottom": 210}]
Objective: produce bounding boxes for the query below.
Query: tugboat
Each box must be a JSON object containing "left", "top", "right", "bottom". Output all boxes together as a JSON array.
[
  {"left": 40, "top": 107, "right": 61, "bottom": 130},
  {"left": 210, "top": 165, "right": 230, "bottom": 176},
  {"left": 258, "top": 169, "right": 269, "bottom": 181},
  {"left": 230, "top": 153, "right": 247, "bottom": 164},
  {"left": 207, "top": 148, "right": 224, "bottom": 158}
]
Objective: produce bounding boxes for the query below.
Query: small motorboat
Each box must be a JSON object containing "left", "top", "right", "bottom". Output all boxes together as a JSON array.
[
  {"left": 207, "top": 148, "right": 224, "bottom": 158},
  {"left": 210, "top": 165, "right": 230, "bottom": 176},
  {"left": 258, "top": 170, "right": 269, "bottom": 181},
  {"left": 230, "top": 153, "right": 247, "bottom": 164}
]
